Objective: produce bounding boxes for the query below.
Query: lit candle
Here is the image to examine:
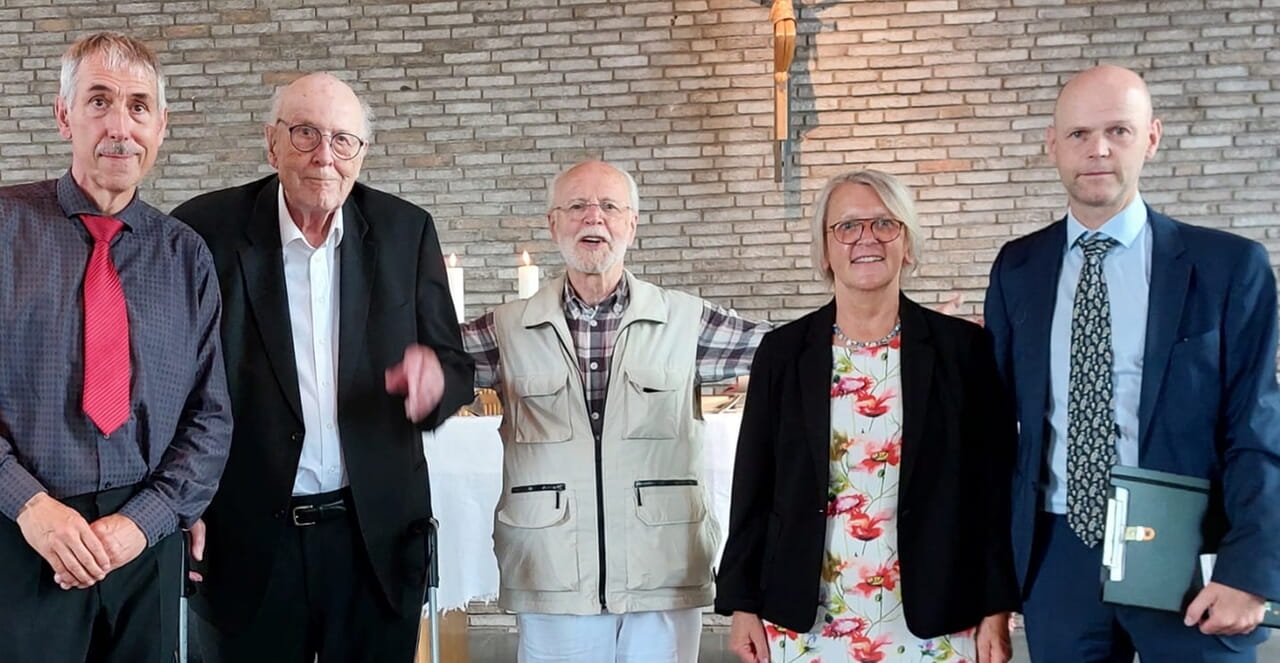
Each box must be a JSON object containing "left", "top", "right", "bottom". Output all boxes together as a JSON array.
[
  {"left": 517, "top": 250, "right": 540, "bottom": 299},
  {"left": 446, "top": 253, "right": 464, "bottom": 322}
]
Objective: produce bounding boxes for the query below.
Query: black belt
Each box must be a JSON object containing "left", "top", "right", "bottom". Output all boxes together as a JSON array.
[{"left": 288, "top": 488, "right": 350, "bottom": 527}]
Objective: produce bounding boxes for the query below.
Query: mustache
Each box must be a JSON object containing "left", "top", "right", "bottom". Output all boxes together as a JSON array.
[{"left": 96, "top": 141, "right": 143, "bottom": 157}]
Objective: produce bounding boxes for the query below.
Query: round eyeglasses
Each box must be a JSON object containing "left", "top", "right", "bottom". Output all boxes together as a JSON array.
[
  {"left": 275, "top": 120, "right": 367, "bottom": 160},
  {"left": 550, "top": 200, "right": 632, "bottom": 222},
  {"left": 827, "top": 218, "right": 903, "bottom": 245}
]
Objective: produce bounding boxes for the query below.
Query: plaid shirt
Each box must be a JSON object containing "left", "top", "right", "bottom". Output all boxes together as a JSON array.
[{"left": 462, "top": 278, "right": 770, "bottom": 437}]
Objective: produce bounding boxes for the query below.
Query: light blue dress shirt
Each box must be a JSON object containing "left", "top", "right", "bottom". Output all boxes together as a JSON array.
[{"left": 1044, "top": 194, "right": 1152, "bottom": 514}]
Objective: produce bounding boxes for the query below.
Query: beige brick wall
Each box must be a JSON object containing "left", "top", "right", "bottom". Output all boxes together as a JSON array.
[{"left": 0, "top": 0, "right": 1276, "bottom": 325}]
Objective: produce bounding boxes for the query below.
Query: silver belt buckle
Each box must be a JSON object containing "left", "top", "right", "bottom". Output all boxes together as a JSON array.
[{"left": 291, "top": 504, "right": 316, "bottom": 527}]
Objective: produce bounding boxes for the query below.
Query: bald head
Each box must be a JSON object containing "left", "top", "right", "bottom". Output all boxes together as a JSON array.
[
  {"left": 271, "top": 73, "right": 372, "bottom": 140},
  {"left": 1054, "top": 64, "right": 1154, "bottom": 127},
  {"left": 1047, "top": 64, "right": 1162, "bottom": 228}
]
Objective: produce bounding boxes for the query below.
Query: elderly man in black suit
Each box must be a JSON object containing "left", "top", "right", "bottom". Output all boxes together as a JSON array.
[{"left": 172, "top": 72, "right": 474, "bottom": 663}]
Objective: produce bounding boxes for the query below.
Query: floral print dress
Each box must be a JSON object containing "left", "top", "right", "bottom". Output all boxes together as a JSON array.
[{"left": 765, "top": 342, "right": 976, "bottom": 663}]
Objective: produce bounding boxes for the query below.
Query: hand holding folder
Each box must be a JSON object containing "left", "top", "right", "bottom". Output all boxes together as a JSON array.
[{"left": 1101, "top": 466, "right": 1280, "bottom": 631}]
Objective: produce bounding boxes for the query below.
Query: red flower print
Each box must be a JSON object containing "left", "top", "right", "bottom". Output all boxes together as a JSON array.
[
  {"left": 827, "top": 492, "right": 869, "bottom": 516},
  {"left": 764, "top": 622, "right": 798, "bottom": 642},
  {"left": 845, "top": 510, "right": 890, "bottom": 541},
  {"left": 831, "top": 375, "right": 874, "bottom": 398},
  {"left": 857, "top": 438, "right": 901, "bottom": 473},
  {"left": 821, "top": 616, "right": 869, "bottom": 639},
  {"left": 854, "top": 561, "right": 898, "bottom": 596},
  {"left": 854, "top": 389, "right": 895, "bottom": 417},
  {"left": 848, "top": 634, "right": 891, "bottom": 663}
]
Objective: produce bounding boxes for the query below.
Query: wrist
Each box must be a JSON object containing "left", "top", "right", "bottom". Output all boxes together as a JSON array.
[{"left": 16, "top": 491, "right": 48, "bottom": 518}]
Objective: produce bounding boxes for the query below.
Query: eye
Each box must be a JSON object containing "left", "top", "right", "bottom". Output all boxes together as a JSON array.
[
  {"left": 873, "top": 218, "right": 896, "bottom": 231},
  {"left": 836, "top": 221, "right": 857, "bottom": 233},
  {"left": 567, "top": 202, "right": 587, "bottom": 211},
  {"left": 333, "top": 133, "right": 358, "bottom": 149},
  {"left": 1112, "top": 126, "right": 1130, "bottom": 136},
  {"left": 601, "top": 201, "right": 621, "bottom": 213},
  {"left": 131, "top": 102, "right": 148, "bottom": 114},
  {"left": 295, "top": 126, "right": 318, "bottom": 138},
  {"left": 89, "top": 96, "right": 107, "bottom": 108}
]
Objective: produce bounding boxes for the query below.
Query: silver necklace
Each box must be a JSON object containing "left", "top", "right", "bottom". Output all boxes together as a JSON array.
[{"left": 832, "top": 319, "right": 901, "bottom": 349}]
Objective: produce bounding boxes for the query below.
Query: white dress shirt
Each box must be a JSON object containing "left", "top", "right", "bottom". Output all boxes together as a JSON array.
[
  {"left": 277, "top": 185, "right": 347, "bottom": 495},
  {"left": 1044, "top": 194, "right": 1152, "bottom": 514}
]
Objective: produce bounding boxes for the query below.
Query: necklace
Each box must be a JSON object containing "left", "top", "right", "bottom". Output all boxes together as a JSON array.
[{"left": 832, "top": 319, "right": 901, "bottom": 349}]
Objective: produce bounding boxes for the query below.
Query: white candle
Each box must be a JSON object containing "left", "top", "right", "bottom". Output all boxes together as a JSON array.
[
  {"left": 445, "top": 253, "right": 465, "bottom": 322},
  {"left": 517, "top": 250, "right": 540, "bottom": 299}
]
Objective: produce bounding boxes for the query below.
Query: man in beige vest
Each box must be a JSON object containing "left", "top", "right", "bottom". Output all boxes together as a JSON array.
[{"left": 461, "top": 160, "right": 769, "bottom": 662}]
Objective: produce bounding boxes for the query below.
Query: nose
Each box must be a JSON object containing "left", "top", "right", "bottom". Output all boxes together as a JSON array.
[
  {"left": 310, "top": 137, "right": 336, "bottom": 166},
  {"left": 103, "top": 103, "right": 129, "bottom": 140},
  {"left": 1086, "top": 133, "right": 1111, "bottom": 159},
  {"left": 580, "top": 202, "right": 606, "bottom": 224}
]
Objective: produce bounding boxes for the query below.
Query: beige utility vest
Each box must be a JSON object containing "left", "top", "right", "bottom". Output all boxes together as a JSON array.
[{"left": 491, "top": 272, "right": 719, "bottom": 615}]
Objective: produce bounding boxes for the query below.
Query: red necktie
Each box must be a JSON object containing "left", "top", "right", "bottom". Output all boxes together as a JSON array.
[{"left": 80, "top": 214, "right": 131, "bottom": 436}]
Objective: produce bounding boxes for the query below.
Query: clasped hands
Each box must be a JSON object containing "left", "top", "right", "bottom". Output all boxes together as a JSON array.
[{"left": 15, "top": 491, "right": 147, "bottom": 590}]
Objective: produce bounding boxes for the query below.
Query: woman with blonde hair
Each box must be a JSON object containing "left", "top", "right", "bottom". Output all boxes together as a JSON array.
[{"left": 716, "top": 169, "right": 1018, "bottom": 663}]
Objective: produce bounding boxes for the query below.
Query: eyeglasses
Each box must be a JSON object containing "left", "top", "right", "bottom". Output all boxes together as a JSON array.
[
  {"left": 550, "top": 200, "right": 632, "bottom": 222},
  {"left": 827, "top": 218, "right": 903, "bottom": 245},
  {"left": 274, "top": 120, "right": 367, "bottom": 160}
]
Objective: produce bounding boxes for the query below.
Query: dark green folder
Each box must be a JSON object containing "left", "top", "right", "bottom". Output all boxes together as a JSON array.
[{"left": 1102, "top": 465, "right": 1280, "bottom": 628}]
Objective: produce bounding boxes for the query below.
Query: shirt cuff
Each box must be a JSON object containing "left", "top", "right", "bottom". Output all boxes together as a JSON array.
[
  {"left": 0, "top": 461, "right": 47, "bottom": 522},
  {"left": 116, "top": 488, "right": 179, "bottom": 547}
]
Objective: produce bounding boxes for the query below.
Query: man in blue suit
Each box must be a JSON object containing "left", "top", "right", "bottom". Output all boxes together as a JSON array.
[{"left": 985, "top": 64, "right": 1280, "bottom": 662}]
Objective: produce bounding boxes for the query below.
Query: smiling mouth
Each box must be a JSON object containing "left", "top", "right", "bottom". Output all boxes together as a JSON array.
[
  {"left": 579, "top": 237, "right": 609, "bottom": 246},
  {"left": 851, "top": 256, "right": 884, "bottom": 264}
]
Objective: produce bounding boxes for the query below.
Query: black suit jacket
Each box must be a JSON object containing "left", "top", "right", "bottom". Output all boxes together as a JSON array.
[
  {"left": 172, "top": 176, "right": 474, "bottom": 631},
  {"left": 715, "top": 296, "right": 1020, "bottom": 637}
]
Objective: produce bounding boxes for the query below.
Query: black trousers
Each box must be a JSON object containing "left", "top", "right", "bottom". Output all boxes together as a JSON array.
[
  {"left": 195, "top": 492, "right": 423, "bottom": 663},
  {"left": 0, "top": 485, "right": 182, "bottom": 663}
]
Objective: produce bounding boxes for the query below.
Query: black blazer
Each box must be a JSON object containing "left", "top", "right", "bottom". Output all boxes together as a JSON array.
[
  {"left": 172, "top": 176, "right": 475, "bottom": 631},
  {"left": 715, "top": 296, "right": 1019, "bottom": 637}
]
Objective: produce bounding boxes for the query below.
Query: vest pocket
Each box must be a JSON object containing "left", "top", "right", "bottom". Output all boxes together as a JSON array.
[
  {"left": 494, "top": 484, "right": 579, "bottom": 591},
  {"left": 512, "top": 372, "right": 573, "bottom": 443},
  {"left": 625, "top": 480, "right": 717, "bottom": 590},
  {"left": 623, "top": 368, "right": 682, "bottom": 439}
]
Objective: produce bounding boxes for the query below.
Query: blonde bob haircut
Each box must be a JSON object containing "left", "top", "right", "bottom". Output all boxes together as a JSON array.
[{"left": 809, "top": 169, "right": 924, "bottom": 285}]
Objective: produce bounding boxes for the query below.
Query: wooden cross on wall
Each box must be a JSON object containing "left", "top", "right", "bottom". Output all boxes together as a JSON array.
[{"left": 772, "top": 0, "right": 796, "bottom": 182}]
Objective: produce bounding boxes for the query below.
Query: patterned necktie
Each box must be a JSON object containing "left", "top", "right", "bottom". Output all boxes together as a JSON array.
[
  {"left": 1066, "top": 233, "right": 1120, "bottom": 546},
  {"left": 81, "top": 214, "right": 131, "bottom": 436}
]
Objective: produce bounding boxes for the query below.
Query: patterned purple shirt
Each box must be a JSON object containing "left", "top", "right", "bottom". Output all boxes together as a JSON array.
[{"left": 0, "top": 173, "right": 232, "bottom": 545}]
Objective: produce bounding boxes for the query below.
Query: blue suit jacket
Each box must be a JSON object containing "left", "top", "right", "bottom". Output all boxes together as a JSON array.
[{"left": 985, "top": 207, "right": 1280, "bottom": 602}]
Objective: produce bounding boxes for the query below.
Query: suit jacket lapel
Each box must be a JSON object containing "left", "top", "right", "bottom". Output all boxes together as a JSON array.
[
  {"left": 897, "top": 296, "right": 933, "bottom": 500},
  {"left": 801, "top": 301, "right": 837, "bottom": 487},
  {"left": 1139, "top": 210, "right": 1189, "bottom": 453},
  {"left": 337, "top": 199, "right": 375, "bottom": 395},
  {"left": 237, "top": 178, "right": 304, "bottom": 423}
]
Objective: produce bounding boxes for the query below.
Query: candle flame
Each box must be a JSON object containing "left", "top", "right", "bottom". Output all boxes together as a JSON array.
[
  {"left": 448, "top": 253, "right": 458, "bottom": 267},
  {"left": 521, "top": 250, "right": 531, "bottom": 266}
]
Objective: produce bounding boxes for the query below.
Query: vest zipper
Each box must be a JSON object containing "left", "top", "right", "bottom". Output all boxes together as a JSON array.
[{"left": 594, "top": 432, "right": 607, "bottom": 611}]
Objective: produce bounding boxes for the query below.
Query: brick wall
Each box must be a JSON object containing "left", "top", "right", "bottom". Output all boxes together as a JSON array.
[{"left": 0, "top": 0, "right": 1275, "bottom": 324}]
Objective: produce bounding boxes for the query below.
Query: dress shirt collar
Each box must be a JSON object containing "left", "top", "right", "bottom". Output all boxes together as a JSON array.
[
  {"left": 56, "top": 171, "right": 150, "bottom": 232},
  {"left": 562, "top": 274, "right": 629, "bottom": 320},
  {"left": 277, "top": 184, "right": 344, "bottom": 250},
  {"left": 1065, "top": 193, "right": 1148, "bottom": 251}
]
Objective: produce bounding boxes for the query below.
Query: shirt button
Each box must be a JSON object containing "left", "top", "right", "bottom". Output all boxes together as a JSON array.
[
  {"left": 591, "top": 412, "right": 600, "bottom": 420},
  {"left": 589, "top": 361, "right": 598, "bottom": 370},
  {"left": 589, "top": 320, "right": 598, "bottom": 328},
  {"left": 326, "top": 423, "right": 335, "bottom": 430}
]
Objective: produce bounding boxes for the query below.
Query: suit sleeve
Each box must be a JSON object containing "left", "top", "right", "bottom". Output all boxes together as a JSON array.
[
  {"left": 1208, "top": 242, "right": 1280, "bottom": 600},
  {"left": 714, "top": 330, "right": 779, "bottom": 617},
  {"left": 983, "top": 246, "right": 1015, "bottom": 390},
  {"left": 413, "top": 210, "right": 475, "bottom": 431},
  {"left": 969, "top": 326, "right": 1022, "bottom": 615}
]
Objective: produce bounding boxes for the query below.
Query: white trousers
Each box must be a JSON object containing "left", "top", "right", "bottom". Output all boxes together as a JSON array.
[{"left": 517, "top": 608, "right": 703, "bottom": 663}]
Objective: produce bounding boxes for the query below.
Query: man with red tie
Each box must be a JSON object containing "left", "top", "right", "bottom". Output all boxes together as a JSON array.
[{"left": 0, "top": 32, "right": 232, "bottom": 663}]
